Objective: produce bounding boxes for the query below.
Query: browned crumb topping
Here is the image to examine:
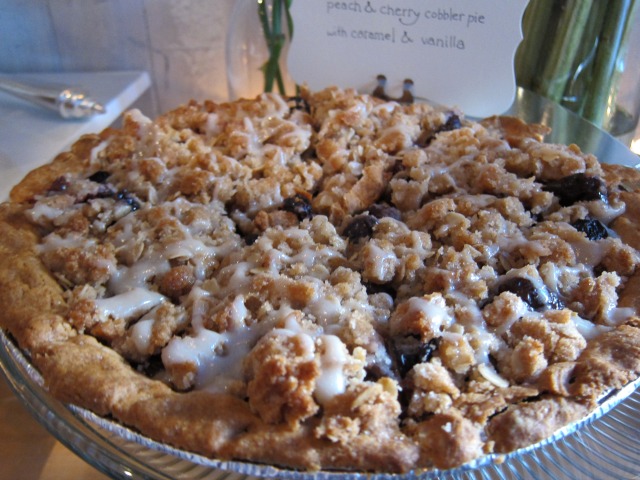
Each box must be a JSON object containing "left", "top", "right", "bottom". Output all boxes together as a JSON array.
[{"left": 1, "top": 86, "right": 639, "bottom": 473}]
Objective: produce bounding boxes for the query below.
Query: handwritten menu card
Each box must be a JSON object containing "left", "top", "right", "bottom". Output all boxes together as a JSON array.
[{"left": 288, "top": 0, "right": 529, "bottom": 117}]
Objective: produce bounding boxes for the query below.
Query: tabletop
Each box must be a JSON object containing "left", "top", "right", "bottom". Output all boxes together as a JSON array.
[{"left": 0, "top": 376, "right": 110, "bottom": 480}]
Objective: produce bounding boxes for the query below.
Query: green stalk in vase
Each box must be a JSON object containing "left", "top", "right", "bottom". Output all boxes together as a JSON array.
[
  {"left": 515, "top": 0, "right": 557, "bottom": 90},
  {"left": 581, "top": 0, "right": 638, "bottom": 127},
  {"left": 258, "top": 0, "right": 293, "bottom": 94},
  {"left": 559, "top": 1, "right": 608, "bottom": 111},
  {"left": 536, "top": 0, "right": 595, "bottom": 103}
]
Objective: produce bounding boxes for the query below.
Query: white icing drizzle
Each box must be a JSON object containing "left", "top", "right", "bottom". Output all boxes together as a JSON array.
[
  {"left": 604, "top": 306, "right": 635, "bottom": 326},
  {"left": 307, "top": 291, "right": 345, "bottom": 326},
  {"left": 229, "top": 295, "right": 249, "bottom": 327},
  {"left": 160, "top": 287, "right": 352, "bottom": 403},
  {"left": 371, "top": 101, "right": 397, "bottom": 115},
  {"left": 314, "top": 334, "right": 349, "bottom": 404},
  {"left": 540, "top": 262, "right": 590, "bottom": 296},
  {"left": 89, "top": 139, "right": 110, "bottom": 165},
  {"left": 273, "top": 313, "right": 317, "bottom": 361},
  {"left": 214, "top": 261, "right": 253, "bottom": 296},
  {"left": 365, "top": 243, "right": 398, "bottom": 281},
  {"left": 406, "top": 295, "right": 453, "bottom": 332},
  {"left": 587, "top": 199, "right": 626, "bottom": 224},
  {"left": 164, "top": 237, "right": 237, "bottom": 281},
  {"left": 161, "top": 296, "right": 276, "bottom": 394},
  {"left": 162, "top": 328, "right": 226, "bottom": 371},
  {"left": 131, "top": 317, "right": 155, "bottom": 353},
  {"left": 126, "top": 109, "right": 153, "bottom": 137},
  {"left": 94, "top": 287, "right": 165, "bottom": 321},
  {"left": 571, "top": 238, "right": 607, "bottom": 266},
  {"left": 447, "top": 291, "right": 484, "bottom": 327},
  {"left": 185, "top": 286, "right": 213, "bottom": 331},
  {"left": 289, "top": 244, "right": 342, "bottom": 270},
  {"left": 109, "top": 258, "right": 171, "bottom": 294},
  {"left": 37, "top": 232, "right": 96, "bottom": 254},
  {"left": 571, "top": 315, "right": 612, "bottom": 341},
  {"left": 28, "top": 202, "right": 70, "bottom": 223},
  {"left": 274, "top": 315, "right": 350, "bottom": 404},
  {"left": 195, "top": 322, "right": 271, "bottom": 393},
  {"left": 204, "top": 112, "right": 221, "bottom": 136}
]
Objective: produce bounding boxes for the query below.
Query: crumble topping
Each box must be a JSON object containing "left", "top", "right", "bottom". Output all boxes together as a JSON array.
[{"left": 2, "top": 86, "right": 639, "bottom": 473}]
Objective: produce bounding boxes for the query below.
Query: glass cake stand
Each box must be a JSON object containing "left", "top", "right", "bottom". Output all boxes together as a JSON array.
[{"left": 1, "top": 89, "right": 639, "bottom": 480}]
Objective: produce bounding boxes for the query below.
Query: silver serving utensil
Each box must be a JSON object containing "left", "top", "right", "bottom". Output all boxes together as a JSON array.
[{"left": 0, "top": 77, "right": 105, "bottom": 119}]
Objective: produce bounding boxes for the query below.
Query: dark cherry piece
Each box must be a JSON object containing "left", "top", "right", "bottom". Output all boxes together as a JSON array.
[
  {"left": 88, "top": 171, "right": 111, "bottom": 184},
  {"left": 571, "top": 218, "right": 609, "bottom": 240},
  {"left": 49, "top": 176, "right": 69, "bottom": 192},
  {"left": 343, "top": 214, "right": 378, "bottom": 241},
  {"left": 116, "top": 190, "right": 141, "bottom": 211},
  {"left": 416, "top": 112, "right": 462, "bottom": 147},
  {"left": 282, "top": 194, "right": 313, "bottom": 221},
  {"left": 287, "top": 96, "right": 311, "bottom": 113},
  {"left": 369, "top": 203, "right": 401, "bottom": 221},
  {"left": 392, "top": 336, "right": 439, "bottom": 377},
  {"left": 439, "top": 114, "right": 462, "bottom": 132},
  {"left": 363, "top": 281, "right": 397, "bottom": 298},
  {"left": 497, "top": 277, "right": 564, "bottom": 311},
  {"left": 542, "top": 173, "right": 607, "bottom": 206}
]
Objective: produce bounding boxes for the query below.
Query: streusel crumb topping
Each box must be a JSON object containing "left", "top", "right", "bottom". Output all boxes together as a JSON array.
[{"left": 2, "top": 86, "right": 639, "bottom": 473}]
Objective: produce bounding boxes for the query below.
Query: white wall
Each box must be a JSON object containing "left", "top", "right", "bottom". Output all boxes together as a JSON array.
[{"left": 0, "top": 0, "right": 236, "bottom": 116}]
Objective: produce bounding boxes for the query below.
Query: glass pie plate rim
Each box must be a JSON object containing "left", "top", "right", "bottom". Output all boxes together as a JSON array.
[{"left": 1, "top": 88, "right": 640, "bottom": 479}]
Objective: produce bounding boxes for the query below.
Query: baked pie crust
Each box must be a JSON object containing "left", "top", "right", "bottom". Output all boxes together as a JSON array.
[{"left": 1, "top": 87, "right": 639, "bottom": 473}]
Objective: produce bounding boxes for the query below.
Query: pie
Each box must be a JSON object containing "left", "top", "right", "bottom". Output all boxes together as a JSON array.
[{"left": 1, "top": 86, "right": 639, "bottom": 473}]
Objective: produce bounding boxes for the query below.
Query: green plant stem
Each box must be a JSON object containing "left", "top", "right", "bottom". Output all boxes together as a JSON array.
[
  {"left": 559, "top": 1, "right": 607, "bottom": 108},
  {"left": 258, "top": 0, "right": 290, "bottom": 95},
  {"left": 258, "top": 1, "right": 272, "bottom": 48},
  {"left": 537, "top": 0, "right": 595, "bottom": 102},
  {"left": 272, "top": 0, "right": 286, "bottom": 94},
  {"left": 581, "top": 0, "right": 637, "bottom": 126},
  {"left": 284, "top": 0, "right": 294, "bottom": 38},
  {"left": 515, "top": 0, "right": 556, "bottom": 90}
]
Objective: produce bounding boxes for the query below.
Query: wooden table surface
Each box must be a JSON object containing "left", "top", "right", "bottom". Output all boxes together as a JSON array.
[{"left": 0, "top": 375, "right": 110, "bottom": 479}]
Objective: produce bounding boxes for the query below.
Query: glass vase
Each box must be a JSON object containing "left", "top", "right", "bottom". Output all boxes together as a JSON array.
[
  {"left": 225, "top": 0, "right": 296, "bottom": 100},
  {"left": 515, "top": 0, "right": 640, "bottom": 145}
]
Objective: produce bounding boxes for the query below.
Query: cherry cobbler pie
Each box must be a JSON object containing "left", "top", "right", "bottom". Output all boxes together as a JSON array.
[{"left": 0, "top": 87, "right": 639, "bottom": 473}]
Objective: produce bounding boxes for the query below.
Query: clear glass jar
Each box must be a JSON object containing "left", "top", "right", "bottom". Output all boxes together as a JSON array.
[
  {"left": 515, "top": 0, "right": 640, "bottom": 146},
  {"left": 225, "top": 0, "right": 295, "bottom": 100}
]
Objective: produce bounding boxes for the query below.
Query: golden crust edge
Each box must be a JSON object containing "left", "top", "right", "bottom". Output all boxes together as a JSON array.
[{"left": 9, "top": 133, "right": 101, "bottom": 203}]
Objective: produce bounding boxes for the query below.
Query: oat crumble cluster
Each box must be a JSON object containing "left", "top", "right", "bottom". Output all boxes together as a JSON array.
[{"left": 1, "top": 86, "right": 640, "bottom": 473}]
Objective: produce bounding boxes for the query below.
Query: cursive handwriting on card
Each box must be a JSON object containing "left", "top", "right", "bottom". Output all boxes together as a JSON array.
[{"left": 288, "top": 0, "right": 529, "bottom": 117}]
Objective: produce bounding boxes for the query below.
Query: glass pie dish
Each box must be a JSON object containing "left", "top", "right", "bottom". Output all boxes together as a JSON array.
[{"left": 1, "top": 88, "right": 639, "bottom": 480}]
